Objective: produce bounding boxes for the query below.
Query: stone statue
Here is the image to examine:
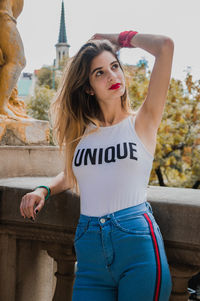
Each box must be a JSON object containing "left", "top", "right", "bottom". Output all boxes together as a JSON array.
[
  {"left": 0, "top": 0, "right": 50, "bottom": 145},
  {"left": 0, "top": 0, "right": 30, "bottom": 120}
]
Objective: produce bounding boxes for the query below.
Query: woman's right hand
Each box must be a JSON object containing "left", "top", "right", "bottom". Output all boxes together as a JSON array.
[{"left": 20, "top": 189, "right": 47, "bottom": 221}]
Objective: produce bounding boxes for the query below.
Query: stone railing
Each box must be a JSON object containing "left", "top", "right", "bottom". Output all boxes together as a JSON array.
[{"left": 0, "top": 178, "right": 199, "bottom": 301}]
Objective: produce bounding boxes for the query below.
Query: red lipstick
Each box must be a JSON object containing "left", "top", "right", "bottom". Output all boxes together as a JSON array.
[{"left": 109, "top": 83, "right": 121, "bottom": 90}]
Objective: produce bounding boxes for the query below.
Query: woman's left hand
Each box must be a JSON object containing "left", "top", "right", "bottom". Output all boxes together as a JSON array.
[{"left": 90, "top": 33, "right": 120, "bottom": 51}]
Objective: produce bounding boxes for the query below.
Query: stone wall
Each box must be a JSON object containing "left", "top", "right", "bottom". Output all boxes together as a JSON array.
[{"left": 0, "top": 146, "right": 64, "bottom": 178}]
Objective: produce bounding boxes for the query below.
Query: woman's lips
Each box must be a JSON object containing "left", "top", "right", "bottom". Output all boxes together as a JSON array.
[{"left": 109, "top": 83, "right": 121, "bottom": 90}]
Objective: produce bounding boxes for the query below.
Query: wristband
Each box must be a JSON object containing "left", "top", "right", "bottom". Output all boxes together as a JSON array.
[
  {"left": 33, "top": 185, "right": 51, "bottom": 201},
  {"left": 118, "top": 30, "right": 138, "bottom": 48}
]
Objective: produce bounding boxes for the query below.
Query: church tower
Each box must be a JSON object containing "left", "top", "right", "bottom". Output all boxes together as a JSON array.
[{"left": 55, "top": 1, "right": 70, "bottom": 68}]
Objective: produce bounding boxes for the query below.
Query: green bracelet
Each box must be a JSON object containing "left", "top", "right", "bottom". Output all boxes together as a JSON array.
[{"left": 33, "top": 185, "right": 51, "bottom": 201}]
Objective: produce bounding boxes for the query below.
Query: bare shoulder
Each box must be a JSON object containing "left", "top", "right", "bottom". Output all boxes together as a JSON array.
[{"left": 129, "top": 110, "right": 157, "bottom": 158}]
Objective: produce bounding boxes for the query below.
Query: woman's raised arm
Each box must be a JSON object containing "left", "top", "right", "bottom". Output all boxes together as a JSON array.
[{"left": 130, "top": 33, "right": 174, "bottom": 131}]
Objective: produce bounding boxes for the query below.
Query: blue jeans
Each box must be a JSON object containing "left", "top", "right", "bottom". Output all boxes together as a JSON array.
[{"left": 72, "top": 201, "right": 172, "bottom": 301}]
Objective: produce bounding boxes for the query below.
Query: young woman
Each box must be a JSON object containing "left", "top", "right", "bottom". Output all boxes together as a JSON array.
[{"left": 20, "top": 31, "right": 174, "bottom": 300}]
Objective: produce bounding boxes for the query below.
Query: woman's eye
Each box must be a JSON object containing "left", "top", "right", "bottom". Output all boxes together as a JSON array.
[
  {"left": 96, "top": 70, "right": 103, "bottom": 77},
  {"left": 112, "top": 63, "right": 119, "bottom": 69}
]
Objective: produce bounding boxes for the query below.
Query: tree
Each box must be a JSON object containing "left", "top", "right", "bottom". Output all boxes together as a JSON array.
[
  {"left": 37, "top": 67, "right": 59, "bottom": 90},
  {"left": 26, "top": 85, "right": 55, "bottom": 121},
  {"left": 26, "top": 85, "right": 56, "bottom": 145},
  {"left": 125, "top": 63, "right": 200, "bottom": 189},
  {"left": 37, "top": 67, "right": 52, "bottom": 88}
]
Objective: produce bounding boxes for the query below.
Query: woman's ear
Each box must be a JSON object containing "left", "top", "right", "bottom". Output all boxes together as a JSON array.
[{"left": 85, "top": 87, "right": 94, "bottom": 95}]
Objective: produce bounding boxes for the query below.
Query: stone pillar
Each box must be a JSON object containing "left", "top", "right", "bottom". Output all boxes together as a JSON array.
[
  {"left": 47, "top": 246, "right": 76, "bottom": 301},
  {"left": 16, "top": 240, "right": 55, "bottom": 301},
  {"left": 169, "top": 264, "right": 200, "bottom": 301},
  {"left": 0, "top": 234, "right": 17, "bottom": 301}
]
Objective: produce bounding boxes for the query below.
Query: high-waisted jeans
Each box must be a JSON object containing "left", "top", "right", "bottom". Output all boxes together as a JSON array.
[{"left": 72, "top": 201, "right": 172, "bottom": 301}]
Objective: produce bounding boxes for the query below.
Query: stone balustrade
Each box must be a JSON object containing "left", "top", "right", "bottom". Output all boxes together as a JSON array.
[{"left": 0, "top": 177, "right": 199, "bottom": 301}]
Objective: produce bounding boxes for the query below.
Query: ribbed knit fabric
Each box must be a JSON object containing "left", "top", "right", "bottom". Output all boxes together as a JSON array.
[{"left": 72, "top": 115, "right": 154, "bottom": 217}]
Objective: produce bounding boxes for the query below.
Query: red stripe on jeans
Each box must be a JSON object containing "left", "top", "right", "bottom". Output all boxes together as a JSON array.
[{"left": 144, "top": 213, "right": 161, "bottom": 301}]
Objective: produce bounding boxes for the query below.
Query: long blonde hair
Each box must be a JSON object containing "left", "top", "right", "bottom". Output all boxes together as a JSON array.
[{"left": 49, "top": 39, "right": 132, "bottom": 195}]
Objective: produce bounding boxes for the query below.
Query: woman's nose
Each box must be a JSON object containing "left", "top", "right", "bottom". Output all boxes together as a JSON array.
[{"left": 108, "top": 70, "right": 117, "bottom": 81}]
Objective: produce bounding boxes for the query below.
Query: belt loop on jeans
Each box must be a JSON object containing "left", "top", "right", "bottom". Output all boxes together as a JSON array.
[
  {"left": 86, "top": 217, "right": 91, "bottom": 229},
  {"left": 146, "top": 201, "right": 153, "bottom": 214}
]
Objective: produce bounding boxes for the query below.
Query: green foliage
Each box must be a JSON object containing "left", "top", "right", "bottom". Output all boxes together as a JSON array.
[
  {"left": 153, "top": 75, "right": 200, "bottom": 189},
  {"left": 26, "top": 85, "right": 55, "bottom": 121},
  {"left": 125, "top": 64, "right": 200, "bottom": 189},
  {"left": 37, "top": 67, "right": 59, "bottom": 90},
  {"left": 26, "top": 85, "right": 56, "bottom": 145},
  {"left": 37, "top": 67, "right": 52, "bottom": 88}
]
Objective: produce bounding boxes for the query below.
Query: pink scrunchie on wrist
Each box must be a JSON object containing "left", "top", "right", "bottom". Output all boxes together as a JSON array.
[{"left": 118, "top": 31, "right": 138, "bottom": 48}]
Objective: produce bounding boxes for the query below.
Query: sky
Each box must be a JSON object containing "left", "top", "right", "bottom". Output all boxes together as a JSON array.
[{"left": 17, "top": 0, "right": 200, "bottom": 82}]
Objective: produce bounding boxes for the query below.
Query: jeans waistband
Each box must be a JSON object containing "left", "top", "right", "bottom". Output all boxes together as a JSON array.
[{"left": 78, "top": 201, "right": 153, "bottom": 225}]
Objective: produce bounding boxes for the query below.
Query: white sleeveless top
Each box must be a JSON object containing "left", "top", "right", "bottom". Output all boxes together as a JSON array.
[{"left": 72, "top": 115, "right": 154, "bottom": 217}]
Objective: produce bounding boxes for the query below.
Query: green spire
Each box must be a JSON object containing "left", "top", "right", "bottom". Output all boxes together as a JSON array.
[{"left": 58, "top": 1, "right": 67, "bottom": 43}]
